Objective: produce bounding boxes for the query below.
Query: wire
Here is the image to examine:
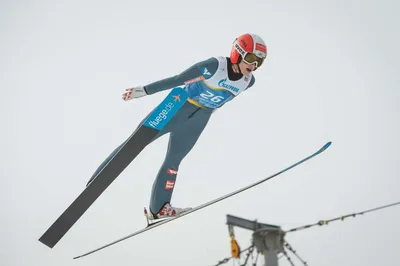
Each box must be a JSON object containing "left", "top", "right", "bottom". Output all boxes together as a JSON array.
[
  {"left": 283, "top": 249, "right": 296, "bottom": 266},
  {"left": 285, "top": 201, "right": 400, "bottom": 233},
  {"left": 240, "top": 245, "right": 255, "bottom": 266},
  {"left": 285, "top": 242, "right": 308, "bottom": 266},
  {"left": 252, "top": 252, "right": 259, "bottom": 266}
]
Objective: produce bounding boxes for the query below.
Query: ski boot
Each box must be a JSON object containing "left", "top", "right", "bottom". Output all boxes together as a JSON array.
[{"left": 144, "top": 203, "right": 192, "bottom": 226}]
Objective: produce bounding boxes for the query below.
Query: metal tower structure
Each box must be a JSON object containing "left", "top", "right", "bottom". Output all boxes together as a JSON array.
[
  {"left": 227, "top": 215, "right": 284, "bottom": 266},
  {"left": 214, "top": 201, "right": 400, "bottom": 266}
]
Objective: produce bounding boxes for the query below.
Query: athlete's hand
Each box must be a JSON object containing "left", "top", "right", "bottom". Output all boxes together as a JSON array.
[{"left": 122, "top": 86, "right": 147, "bottom": 101}]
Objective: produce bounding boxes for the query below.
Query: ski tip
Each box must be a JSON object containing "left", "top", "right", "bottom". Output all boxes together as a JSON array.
[{"left": 320, "top": 141, "right": 332, "bottom": 152}]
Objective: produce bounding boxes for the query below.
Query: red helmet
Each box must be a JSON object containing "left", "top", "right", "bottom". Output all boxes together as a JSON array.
[{"left": 230, "top": 33, "right": 267, "bottom": 68}]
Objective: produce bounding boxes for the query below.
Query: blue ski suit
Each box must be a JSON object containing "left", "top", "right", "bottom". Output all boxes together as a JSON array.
[{"left": 91, "top": 56, "right": 256, "bottom": 215}]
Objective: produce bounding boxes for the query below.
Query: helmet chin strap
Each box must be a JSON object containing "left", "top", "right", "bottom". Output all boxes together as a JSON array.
[
  {"left": 236, "top": 64, "right": 242, "bottom": 74},
  {"left": 234, "top": 56, "right": 243, "bottom": 74}
]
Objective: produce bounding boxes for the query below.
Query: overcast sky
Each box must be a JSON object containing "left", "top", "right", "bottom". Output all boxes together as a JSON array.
[{"left": 1, "top": 0, "right": 400, "bottom": 266}]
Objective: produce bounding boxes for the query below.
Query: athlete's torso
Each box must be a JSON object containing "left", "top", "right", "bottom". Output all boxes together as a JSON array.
[{"left": 184, "top": 57, "right": 253, "bottom": 109}]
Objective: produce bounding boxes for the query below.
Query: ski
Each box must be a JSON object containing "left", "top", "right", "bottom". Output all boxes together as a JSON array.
[
  {"left": 73, "top": 141, "right": 332, "bottom": 259},
  {"left": 38, "top": 87, "right": 188, "bottom": 249}
]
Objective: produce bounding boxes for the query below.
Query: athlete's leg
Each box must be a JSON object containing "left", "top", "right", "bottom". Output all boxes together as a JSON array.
[{"left": 149, "top": 109, "right": 212, "bottom": 215}]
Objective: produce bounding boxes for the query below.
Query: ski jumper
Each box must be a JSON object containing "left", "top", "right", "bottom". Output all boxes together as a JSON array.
[{"left": 90, "top": 56, "right": 256, "bottom": 215}]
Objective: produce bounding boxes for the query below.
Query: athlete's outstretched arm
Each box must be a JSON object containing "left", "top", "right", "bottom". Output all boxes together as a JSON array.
[
  {"left": 143, "top": 57, "right": 218, "bottom": 95},
  {"left": 123, "top": 57, "right": 218, "bottom": 100}
]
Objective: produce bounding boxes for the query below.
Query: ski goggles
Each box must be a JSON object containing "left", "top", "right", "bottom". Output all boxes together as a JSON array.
[
  {"left": 233, "top": 40, "right": 265, "bottom": 68},
  {"left": 242, "top": 52, "right": 265, "bottom": 68}
]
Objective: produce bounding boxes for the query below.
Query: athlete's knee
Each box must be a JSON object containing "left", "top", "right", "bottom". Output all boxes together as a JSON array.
[{"left": 161, "top": 157, "right": 184, "bottom": 173}]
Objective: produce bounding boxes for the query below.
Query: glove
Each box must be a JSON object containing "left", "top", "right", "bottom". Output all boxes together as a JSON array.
[{"left": 122, "top": 86, "right": 147, "bottom": 101}]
